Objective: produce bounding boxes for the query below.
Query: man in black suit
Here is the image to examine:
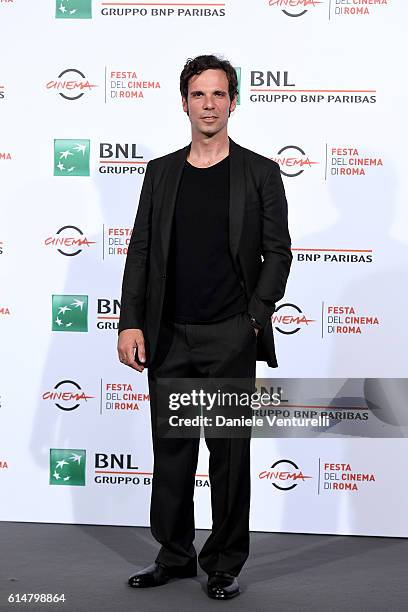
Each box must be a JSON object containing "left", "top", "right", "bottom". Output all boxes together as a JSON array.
[{"left": 118, "top": 54, "right": 292, "bottom": 600}]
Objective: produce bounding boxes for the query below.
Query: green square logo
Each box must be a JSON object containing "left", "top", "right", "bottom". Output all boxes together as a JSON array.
[
  {"left": 55, "top": 0, "right": 92, "bottom": 19},
  {"left": 234, "top": 67, "right": 241, "bottom": 106},
  {"left": 54, "top": 139, "right": 90, "bottom": 176},
  {"left": 52, "top": 295, "right": 88, "bottom": 332},
  {"left": 50, "top": 449, "right": 86, "bottom": 486}
]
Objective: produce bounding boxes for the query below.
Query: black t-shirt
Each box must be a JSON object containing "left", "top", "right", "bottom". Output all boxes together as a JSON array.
[{"left": 163, "top": 155, "right": 247, "bottom": 323}]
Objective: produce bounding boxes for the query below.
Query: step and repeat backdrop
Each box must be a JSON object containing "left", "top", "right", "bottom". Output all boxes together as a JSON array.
[{"left": 1, "top": 0, "right": 408, "bottom": 537}]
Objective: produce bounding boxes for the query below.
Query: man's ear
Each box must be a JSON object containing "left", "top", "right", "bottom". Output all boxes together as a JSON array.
[
  {"left": 229, "top": 94, "right": 237, "bottom": 115},
  {"left": 182, "top": 95, "right": 189, "bottom": 116}
]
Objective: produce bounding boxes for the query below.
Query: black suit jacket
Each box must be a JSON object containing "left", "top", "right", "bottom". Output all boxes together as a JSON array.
[{"left": 119, "top": 138, "right": 292, "bottom": 368}]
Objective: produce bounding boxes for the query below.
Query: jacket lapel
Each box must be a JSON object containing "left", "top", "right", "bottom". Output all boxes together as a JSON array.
[
  {"left": 228, "top": 138, "right": 246, "bottom": 265},
  {"left": 159, "top": 143, "right": 190, "bottom": 265}
]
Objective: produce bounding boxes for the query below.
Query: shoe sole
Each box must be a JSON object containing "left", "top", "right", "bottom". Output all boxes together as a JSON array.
[
  {"left": 207, "top": 589, "right": 240, "bottom": 600},
  {"left": 128, "top": 572, "right": 197, "bottom": 588}
]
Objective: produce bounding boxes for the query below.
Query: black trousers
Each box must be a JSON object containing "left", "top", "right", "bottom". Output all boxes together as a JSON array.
[{"left": 147, "top": 311, "right": 257, "bottom": 577}]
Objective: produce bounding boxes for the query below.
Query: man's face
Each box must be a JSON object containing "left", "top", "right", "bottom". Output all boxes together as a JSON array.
[{"left": 182, "top": 68, "right": 237, "bottom": 137}]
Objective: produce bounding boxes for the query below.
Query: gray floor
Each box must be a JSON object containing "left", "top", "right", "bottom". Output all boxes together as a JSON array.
[{"left": 1, "top": 523, "right": 408, "bottom": 611}]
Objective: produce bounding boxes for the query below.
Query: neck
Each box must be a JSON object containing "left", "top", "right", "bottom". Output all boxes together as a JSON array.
[{"left": 188, "top": 129, "right": 230, "bottom": 166}]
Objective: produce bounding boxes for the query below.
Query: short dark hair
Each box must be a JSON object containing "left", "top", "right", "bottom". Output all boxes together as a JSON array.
[{"left": 180, "top": 54, "right": 239, "bottom": 102}]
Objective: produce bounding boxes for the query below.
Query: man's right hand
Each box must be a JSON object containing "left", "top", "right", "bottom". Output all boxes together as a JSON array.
[{"left": 117, "top": 329, "right": 146, "bottom": 372}]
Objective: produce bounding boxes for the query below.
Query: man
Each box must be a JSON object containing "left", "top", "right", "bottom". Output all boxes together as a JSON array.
[{"left": 118, "top": 54, "right": 292, "bottom": 600}]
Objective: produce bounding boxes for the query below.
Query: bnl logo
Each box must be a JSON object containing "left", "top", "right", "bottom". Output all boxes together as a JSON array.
[{"left": 55, "top": 0, "right": 92, "bottom": 19}]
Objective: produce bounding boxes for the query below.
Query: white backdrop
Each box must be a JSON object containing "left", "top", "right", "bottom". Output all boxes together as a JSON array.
[{"left": 1, "top": 0, "right": 408, "bottom": 537}]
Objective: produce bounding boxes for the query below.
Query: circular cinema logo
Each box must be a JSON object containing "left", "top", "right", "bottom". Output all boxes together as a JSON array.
[
  {"left": 259, "top": 459, "right": 312, "bottom": 490},
  {"left": 268, "top": 0, "right": 323, "bottom": 18},
  {"left": 45, "top": 225, "right": 96, "bottom": 256},
  {"left": 42, "top": 380, "right": 94, "bottom": 411},
  {"left": 272, "top": 145, "right": 319, "bottom": 177},
  {"left": 272, "top": 303, "right": 315, "bottom": 334},
  {"left": 46, "top": 69, "right": 98, "bottom": 100}
]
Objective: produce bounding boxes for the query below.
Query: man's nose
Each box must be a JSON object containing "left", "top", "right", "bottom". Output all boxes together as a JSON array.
[{"left": 203, "top": 95, "right": 215, "bottom": 109}]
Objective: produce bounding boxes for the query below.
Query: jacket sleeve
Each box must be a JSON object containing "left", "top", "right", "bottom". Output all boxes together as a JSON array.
[
  {"left": 248, "top": 162, "right": 292, "bottom": 328},
  {"left": 118, "top": 161, "right": 153, "bottom": 333}
]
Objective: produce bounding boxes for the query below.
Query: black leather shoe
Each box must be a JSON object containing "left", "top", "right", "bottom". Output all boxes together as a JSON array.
[
  {"left": 128, "top": 561, "right": 197, "bottom": 588},
  {"left": 207, "top": 571, "right": 240, "bottom": 600}
]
